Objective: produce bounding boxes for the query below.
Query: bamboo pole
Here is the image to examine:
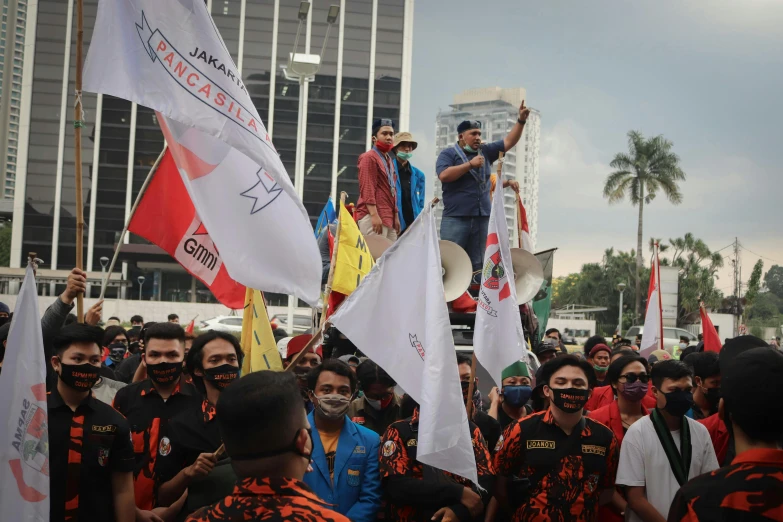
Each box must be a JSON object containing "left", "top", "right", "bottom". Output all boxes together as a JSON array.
[
  {"left": 74, "top": 0, "right": 85, "bottom": 322},
  {"left": 319, "top": 191, "right": 347, "bottom": 328},
  {"left": 99, "top": 148, "right": 167, "bottom": 300}
]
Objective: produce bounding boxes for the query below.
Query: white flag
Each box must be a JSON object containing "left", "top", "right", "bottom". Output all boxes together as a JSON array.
[
  {"left": 474, "top": 184, "right": 528, "bottom": 387},
  {"left": 330, "top": 207, "right": 478, "bottom": 485},
  {"left": 640, "top": 248, "right": 663, "bottom": 357},
  {"left": 0, "top": 266, "right": 49, "bottom": 521},
  {"left": 83, "top": 0, "right": 321, "bottom": 304}
]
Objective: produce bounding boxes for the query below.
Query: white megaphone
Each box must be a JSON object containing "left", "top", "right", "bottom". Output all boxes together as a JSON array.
[
  {"left": 439, "top": 240, "right": 472, "bottom": 302},
  {"left": 509, "top": 248, "right": 545, "bottom": 304},
  {"left": 364, "top": 235, "right": 394, "bottom": 261}
]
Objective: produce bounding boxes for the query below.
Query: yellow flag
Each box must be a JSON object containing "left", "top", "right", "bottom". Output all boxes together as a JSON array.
[
  {"left": 240, "top": 288, "right": 284, "bottom": 373},
  {"left": 331, "top": 202, "right": 375, "bottom": 295}
]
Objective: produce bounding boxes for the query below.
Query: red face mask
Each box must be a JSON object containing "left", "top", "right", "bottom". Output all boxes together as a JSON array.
[{"left": 374, "top": 140, "right": 393, "bottom": 153}]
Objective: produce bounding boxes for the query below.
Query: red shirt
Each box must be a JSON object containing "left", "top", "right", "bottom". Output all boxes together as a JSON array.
[
  {"left": 698, "top": 412, "right": 729, "bottom": 465},
  {"left": 355, "top": 149, "right": 398, "bottom": 228}
]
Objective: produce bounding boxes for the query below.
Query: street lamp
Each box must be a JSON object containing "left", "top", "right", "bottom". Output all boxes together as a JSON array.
[
  {"left": 617, "top": 282, "right": 627, "bottom": 335},
  {"left": 137, "top": 276, "right": 145, "bottom": 302}
]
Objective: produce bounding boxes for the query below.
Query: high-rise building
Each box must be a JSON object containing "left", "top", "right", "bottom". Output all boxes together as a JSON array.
[
  {"left": 434, "top": 87, "right": 541, "bottom": 250},
  {"left": 9, "top": 0, "right": 414, "bottom": 302},
  {"left": 0, "top": 0, "right": 27, "bottom": 202}
]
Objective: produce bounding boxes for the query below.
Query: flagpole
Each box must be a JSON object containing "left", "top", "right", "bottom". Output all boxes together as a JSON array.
[
  {"left": 465, "top": 354, "right": 478, "bottom": 419},
  {"left": 655, "top": 242, "right": 664, "bottom": 351},
  {"left": 74, "top": 0, "right": 85, "bottom": 322},
  {"left": 319, "top": 191, "right": 347, "bottom": 328},
  {"left": 99, "top": 147, "right": 167, "bottom": 300}
]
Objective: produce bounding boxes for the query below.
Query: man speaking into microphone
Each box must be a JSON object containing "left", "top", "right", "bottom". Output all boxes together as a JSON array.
[{"left": 435, "top": 101, "right": 529, "bottom": 283}]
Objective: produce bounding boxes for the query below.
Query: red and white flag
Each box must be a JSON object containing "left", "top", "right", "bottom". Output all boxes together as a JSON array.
[
  {"left": 640, "top": 244, "right": 664, "bottom": 357},
  {"left": 700, "top": 306, "right": 722, "bottom": 353},
  {"left": 516, "top": 194, "right": 533, "bottom": 252},
  {"left": 0, "top": 265, "right": 49, "bottom": 521},
  {"left": 474, "top": 182, "right": 528, "bottom": 387},
  {"left": 129, "top": 151, "right": 245, "bottom": 309},
  {"left": 84, "top": 0, "right": 321, "bottom": 304}
]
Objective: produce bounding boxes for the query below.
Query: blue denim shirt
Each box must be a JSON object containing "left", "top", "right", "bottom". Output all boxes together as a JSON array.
[{"left": 436, "top": 139, "right": 505, "bottom": 217}]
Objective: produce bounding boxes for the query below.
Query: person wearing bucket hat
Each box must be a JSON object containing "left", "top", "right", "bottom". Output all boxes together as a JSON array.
[{"left": 391, "top": 132, "right": 426, "bottom": 233}]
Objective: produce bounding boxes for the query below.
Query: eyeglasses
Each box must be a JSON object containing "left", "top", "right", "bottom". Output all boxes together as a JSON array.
[{"left": 618, "top": 373, "right": 650, "bottom": 384}]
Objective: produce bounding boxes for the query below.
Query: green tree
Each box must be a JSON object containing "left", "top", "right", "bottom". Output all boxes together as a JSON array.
[
  {"left": 604, "top": 131, "right": 686, "bottom": 322},
  {"left": 745, "top": 260, "right": 764, "bottom": 309},
  {"left": 0, "top": 225, "right": 11, "bottom": 267},
  {"left": 764, "top": 265, "right": 783, "bottom": 299}
]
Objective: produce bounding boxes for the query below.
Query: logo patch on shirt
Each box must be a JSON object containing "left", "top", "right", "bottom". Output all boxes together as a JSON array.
[
  {"left": 92, "top": 424, "right": 117, "bottom": 433},
  {"left": 495, "top": 435, "right": 504, "bottom": 452},
  {"left": 527, "top": 440, "right": 555, "bottom": 450},
  {"left": 382, "top": 440, "right": 397, "bottom": 457},
  {"left": 586, "top": 472, "right": 600, "bottom": 493},
  {"left": 353, "top": 446, "right": 366, "bottom": 454},
  {"left": 98, "top": 447, "right": 110, "bottom": 467},
  {"left": 407, "top": 439, "right": 417, "bottom": 447},
  {"left": 347, "top": 468, "right": 361, "bottom": 487},
  {"left": 352, "top": 417, "right": 365, "bottom": 425},
  {"left": 159, "top": 436, "right": 172, "bottom": 457},
  {"left": 582, "top": 444, "right": 606, "bottom": 456}
]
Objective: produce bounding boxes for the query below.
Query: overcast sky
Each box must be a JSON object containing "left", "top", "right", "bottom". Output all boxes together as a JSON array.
[{"left": 408, "top": 0, "right": 782, "bottom": 289}]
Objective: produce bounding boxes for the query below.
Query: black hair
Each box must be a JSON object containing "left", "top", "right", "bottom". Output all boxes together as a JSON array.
[
  {"left": 168, "top": 314, "right": 179, "bottom": 321},
  {"left": 102, "top": 325, "right": 128, "bottom": 347},
  {"left": 611, "top": 346, "right": 634, "bottom": 359},
  {"left": 108, "top": 316, "right": 121, "bottom": 322},
  {"left": 545, "top": 328, "right": 561, "bottom": 339},
  {"left": 143, "top": 321, "right": 185, "bottom": 347},
  {"left": 607, "top": 354, "right": 649, "bottom": 384},
  {"left": 53, "top": 324, "right": 105, "bottom": 357},
  {"left": 686, "top": 351, "right": 720, "bottom": 381},
  {"left": 130, "top": 315, "right": 144, "bottom": 324},
  {"left": 186, "top": 330, "right": 244, "bottom": 376},
  {"left": 126, "top": 326, "right": 141, "bottom": 342},
  {"left": 306, "top": 358, "right": 357, "bottom": 392},
  {"left": 583, "top": 335, "right": 607, "bottom": 357},
  {"left": 356, "top": 359, "right": 396, "bottom": 389},
  {"left": 539, "top": 355, "right": 596, "bottom": 389},
  {"left": 651, "top": 360, "right": 694, "bottom": 389},
  {"left": 679, "top": 335, "right": 690, "bottom": 343},
  {"left": 217, "top": 371, "right": 305, "bottom": 458},
  {"left": 456, "top": 352, "right": 472, "bottom": 367},
  {"left": 400, "top": 393, "right": 419, "bottom": 420},
  {"left": 64, "top": 313, "right": 78, "bottom": 326}
]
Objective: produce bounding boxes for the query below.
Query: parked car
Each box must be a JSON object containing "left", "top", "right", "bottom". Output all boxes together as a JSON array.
[
  {"left": 270, "top": 314, "right": 313, "bottom": 335},
  {"left": 200, "top": 316, "right": 243, "bottom": 333},
  {"left": 625, "top": 326, "right": 697, "bottom": 352}
]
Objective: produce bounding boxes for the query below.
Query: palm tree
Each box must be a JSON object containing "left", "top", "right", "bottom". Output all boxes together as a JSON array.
[{"left": 604, "top": 131, "right": 686, "bottom": 320}]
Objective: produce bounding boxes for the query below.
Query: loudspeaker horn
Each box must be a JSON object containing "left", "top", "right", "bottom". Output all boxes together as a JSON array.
[
  {"left": 365, "top": 235, "right": 393, "bottom": 261},
  {"left": 510, "top": 248, "right": 545, "bottom": 304},
  {"left": 439, "top": 240, "right": 472, "bottom": 302}
]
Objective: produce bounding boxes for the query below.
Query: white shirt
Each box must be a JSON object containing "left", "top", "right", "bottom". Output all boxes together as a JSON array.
[{"left": 616, "top": 414, "right": 719, "bottom": 522}]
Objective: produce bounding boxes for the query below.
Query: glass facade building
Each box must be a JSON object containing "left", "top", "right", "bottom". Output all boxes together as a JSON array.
[
  {"left": 0, "top": 0, "right": 27, "bottom": 200},
  {"left": 10, "top": 0, "right": 413, "bottom": 303}
]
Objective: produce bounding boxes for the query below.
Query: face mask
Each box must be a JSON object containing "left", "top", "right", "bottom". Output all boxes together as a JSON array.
[
  {"left": 463, "top": 144, "right": 477, "bottom": 154},
  {"left": 593, "top": 364, "right": 607, "bottom": 373},
  {"left": 314, "top": 394, "right": 351, "bottom": 420},
  {"left": 549, "top": 387, "right": 590, "bottom": 413},
  {"left": 620, "top": 381, "right": 649, "bottom": 402},
  {"left": 108, "top": 342, "right": 127, "bottom": 363},
  {"left": 58, "top": 362, "right": 101, "bottom": 391},
  {"left": 374, "top": 140, "right": 393, "bottom": 153},
  {"left": 503, "top": 386, "right": 533, "bottom": 408},
  {"left": 147, "top": 360, "right": 183, "bottom": 386},
  {"left": 396, "top": 151, "right": 413, "bottom": 162},
  {"left": 461, "top": 380, "right": 482, "bottom": 411},
  {"left": 365, "top": 395, "right": 393, "bottom": 411},
  {"left": 232, "top": 428, "right": 313, "bottom": 463},
  {"left": 702, "top": 386, "right": 721, "bottom": 412},
  {"left": 663, "top": 390, "right": 694, "bottom": 417},
  {"left": 203, "top": 364, "right": 239, "bottom": 390}
]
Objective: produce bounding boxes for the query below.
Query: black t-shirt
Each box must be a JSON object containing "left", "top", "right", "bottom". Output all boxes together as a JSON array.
[
  {"left": 398, "top": 161, "right": 415, "bottom": 227},
  {"left": 497, "top": 404, "right": 533, "bottom": 432},
  {"left": 472, "top": 410, "right": 501, "bottom": 456},
  {"left": 114, "top": 353, "right": 142, "bottom": 384},
  {"left": 48, "top": 386, "right": 135, "bottom": 522}
]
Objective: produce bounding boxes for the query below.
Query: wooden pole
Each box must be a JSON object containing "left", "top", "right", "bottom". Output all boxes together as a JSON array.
[
  {"left": 74, "top": 0, "right": 85, "bottom": 322},
  {"left": 319, "top": 191, "right": 347, "bottom": 328},
  {"left": 465, "top": 353, "right": 478, "bottom": 419},
  {"left": 99, "top": 147, "right": 167, "bottom": 300}
]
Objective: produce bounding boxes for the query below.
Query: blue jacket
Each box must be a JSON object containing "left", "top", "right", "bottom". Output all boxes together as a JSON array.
[
  {"left": 394, "top": 158, "right": 426, "bottom": 231},
  {"left": 304, "top": 412, "right": 382, "bottom": 522}
]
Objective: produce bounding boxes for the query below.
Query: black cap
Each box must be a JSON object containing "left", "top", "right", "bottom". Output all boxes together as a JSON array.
[
  {"left": 457, "top": 120, "right": 481, "bottom": 134},
  {"left": 534, "top": 340, "right": 558, "bottom": 356},
  {"left": 371, "top": 118, "right": 394, "bottom": 135}
]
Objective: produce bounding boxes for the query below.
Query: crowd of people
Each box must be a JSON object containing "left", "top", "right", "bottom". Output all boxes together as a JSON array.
[{"left": 0, "top": 265, "right": 782, "bottom": 522}]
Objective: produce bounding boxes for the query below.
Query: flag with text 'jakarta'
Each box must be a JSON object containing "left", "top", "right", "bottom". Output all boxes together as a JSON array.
[
  {"left": 83, "top": 0, "right": 321, "bottom": 305},
  {"left": 0, "top": 265, "right": 49, "bottom": 521},
  {"left": 473, "top": 182, "right": 528, "bottom": 387},
  {"left": 128, "top": 150, "right": 245, "bottom": 309},
  {"left": 330, "top": 206, "right": 478, "bottom": 485}
]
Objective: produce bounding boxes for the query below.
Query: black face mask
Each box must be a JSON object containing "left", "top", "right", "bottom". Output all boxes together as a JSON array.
[
  {"left": 147, "top": 360, "right": 183, "bottom": 385},
  {"left": 108, "top": 342, "right": 128, "bottom": 363},
  {"left": 58, "top": 362, "right": 101, "bottom": 391},
  {"left": 703, "top": 387, "right": 721, "bottom": 412},
  {"left": 663, "top": 390, "right": 694, "bottom": 417},
  {"left": 232, "top": 428, "right": 313, "bottom": 463},
  {"left": 549, "top": 387, "right": 590, "bottom": 413},
  {"left": 203, "top": 364, "right": 239, "bottom": 390}
]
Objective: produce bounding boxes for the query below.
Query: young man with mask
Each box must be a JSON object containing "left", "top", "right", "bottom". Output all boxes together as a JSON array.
[
  {"left": 186, "top": 371, "right": 350, "bottom": 522},
  {"left": 303, "top": 359, "right": 382, "bottom": 522},
  {"left": 493, "top": 356, "right": 619, "bottom": 522},
  {"left": 588, "top": 343, "right": 612, "bottom": 387},
  {"left": 355, "top": 118, "right": 400, "bottom": 240},
  {"left": 157, "top": 331, "right": 244, "bottom": 508},
  {"left": 488, "top": 360, "right": 534, "bottom": 430},
  {"left": 436, "top": 104, "right": 527, "bottom": 282},
  {"left": 281, "top": 334, "right": 323, "bottom": 413},
  {"left": 458, "top": 352, "right": 502, "bottom": 452},
  {"left": 668, "top": 347, "right": 783, "bottom": 521},
  {"left": 683, "top": 352, "right": 720, "bottom": 420},
  {"left": 112, "top": 322, "right": 201, "bottom": 511},
  {"left": 392, "top": 132, "right": 426, "bottom": 233},
  {"left": 349, "top": 359, "right": 403, "bottom": 436},
  {"left": 47, "top": 324, "right": 140, "bottom": 522},
  {"left": 616, "top": 360, "right": 718, "bottom": 522}
]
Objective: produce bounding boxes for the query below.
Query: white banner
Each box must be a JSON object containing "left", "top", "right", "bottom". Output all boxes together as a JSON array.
[{"left": 330, "top": 207, "right": 478, "bottom": 485}]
